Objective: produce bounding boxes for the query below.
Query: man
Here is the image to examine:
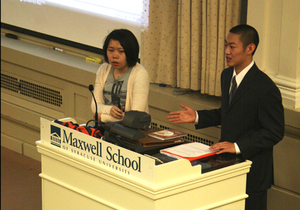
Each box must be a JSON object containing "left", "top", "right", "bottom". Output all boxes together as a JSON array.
[{"left": 167, "top": 24, "right": 284, "bottom": 210}]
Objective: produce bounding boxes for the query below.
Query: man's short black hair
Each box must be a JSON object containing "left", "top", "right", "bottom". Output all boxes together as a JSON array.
[
  {"left": 230, "top": 24, "right": 259, "bottom": 55},
  {"left": 103, "top": 29, "right": 139, "bottom": 67}
]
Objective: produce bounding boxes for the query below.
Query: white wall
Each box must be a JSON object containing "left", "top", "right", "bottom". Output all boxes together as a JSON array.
[{"left": 247, "top": 0, "right": 300, "bottom": 109}]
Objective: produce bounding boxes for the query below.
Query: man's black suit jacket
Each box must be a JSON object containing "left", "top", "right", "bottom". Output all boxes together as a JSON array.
[{"left": 196, "top": 63, "right": 285, "bottom": 192}]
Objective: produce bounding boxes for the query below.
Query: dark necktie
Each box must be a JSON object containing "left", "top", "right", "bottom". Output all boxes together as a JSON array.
[{"left": 229, "top": 76, "right": 237, "bottom": 104}]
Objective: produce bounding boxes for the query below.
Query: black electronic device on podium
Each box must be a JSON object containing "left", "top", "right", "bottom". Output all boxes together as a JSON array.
[{"left": 103, "top": 111, "right": 183, "bottom": 155}]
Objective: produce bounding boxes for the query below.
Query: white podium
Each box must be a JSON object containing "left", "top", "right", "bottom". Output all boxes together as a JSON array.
[{"left": 36, "top": 118, "right": 251, "bottom": 210}]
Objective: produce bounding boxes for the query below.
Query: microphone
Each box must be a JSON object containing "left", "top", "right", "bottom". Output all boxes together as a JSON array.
[{"left": 88, "top": 84, "right": 99, "bottom": 127}]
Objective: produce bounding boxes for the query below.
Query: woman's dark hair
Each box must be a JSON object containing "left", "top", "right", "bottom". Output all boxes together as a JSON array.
[
  {"left": 230, "top": 24, "right": 259, "bottom": 55},
  {"left": 103, "top": 29, "right": 139, "bottom": 67}
]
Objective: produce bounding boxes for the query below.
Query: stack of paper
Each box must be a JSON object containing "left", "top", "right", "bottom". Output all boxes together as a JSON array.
[{"left": 160, "top": 142, "right": 219, "bottom": 161}]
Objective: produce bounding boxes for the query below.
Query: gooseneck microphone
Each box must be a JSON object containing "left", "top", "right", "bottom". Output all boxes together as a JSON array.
[{"left": 88, "top": 84, "right": 99, "bottom": 127}]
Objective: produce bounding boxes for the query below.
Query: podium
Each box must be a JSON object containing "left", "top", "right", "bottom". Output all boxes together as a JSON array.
[{"left": 36, "top": 118, "right": 251, "bottom": 210}]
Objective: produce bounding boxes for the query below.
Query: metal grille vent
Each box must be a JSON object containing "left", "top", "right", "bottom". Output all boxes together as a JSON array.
[
  {"left": 1, "top": 73, "right": 63, "bottom": 107},
  {"left": 150, "top": 122, "right": 214, "bottom": 146},
  {"left": 1, "top": 73, "right": 19, "bottom": 93}
]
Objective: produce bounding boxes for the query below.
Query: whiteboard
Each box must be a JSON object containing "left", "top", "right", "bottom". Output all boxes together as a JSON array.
[{"left": 1, "top": 0, "right": 145, "bottom": 49}]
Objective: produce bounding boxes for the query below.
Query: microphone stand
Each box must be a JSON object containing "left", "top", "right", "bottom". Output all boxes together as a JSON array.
[{"left": 87, "top": 84, "right": 99, "bottom": 129}]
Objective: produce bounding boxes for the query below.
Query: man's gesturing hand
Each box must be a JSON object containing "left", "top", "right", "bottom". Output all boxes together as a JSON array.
[{"left": 167, "top": 104, "right": 196, "bottom": 124}]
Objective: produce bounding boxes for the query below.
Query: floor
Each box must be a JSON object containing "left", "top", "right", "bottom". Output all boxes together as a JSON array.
[{"left": 1, "top": 146, "right": 42, "bottom": 210}]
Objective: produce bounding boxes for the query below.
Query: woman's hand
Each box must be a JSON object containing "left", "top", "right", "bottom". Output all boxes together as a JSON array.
[
  {"left": 110, "top": 106, "right": 124, "bottom": 119},
  {"left": 97, "top": 113, "right": 101, "bottom": 122}
]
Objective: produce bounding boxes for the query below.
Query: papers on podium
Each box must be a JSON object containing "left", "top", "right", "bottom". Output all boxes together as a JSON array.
[{"left": 160, "top": 142, "right": 219, "bottom": 161}]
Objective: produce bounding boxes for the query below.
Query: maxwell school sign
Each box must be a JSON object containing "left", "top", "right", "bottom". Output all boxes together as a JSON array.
[{"left": 40, "top": 118, "right": 155, "bottom": 184}]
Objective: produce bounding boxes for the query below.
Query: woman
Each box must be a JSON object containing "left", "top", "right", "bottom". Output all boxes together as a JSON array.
[{"left": 91, "top": 29, "right": 149, "bottom": 123}]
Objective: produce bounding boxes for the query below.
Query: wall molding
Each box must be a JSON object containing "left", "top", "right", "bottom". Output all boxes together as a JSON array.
[{"left": 271, "top": 75, "right": 300, "bottom": 109}]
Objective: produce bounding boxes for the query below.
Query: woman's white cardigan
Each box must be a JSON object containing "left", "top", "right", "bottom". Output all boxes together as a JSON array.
[{"left": 91, "top": 62, "right": 149, "bottom": 123}]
